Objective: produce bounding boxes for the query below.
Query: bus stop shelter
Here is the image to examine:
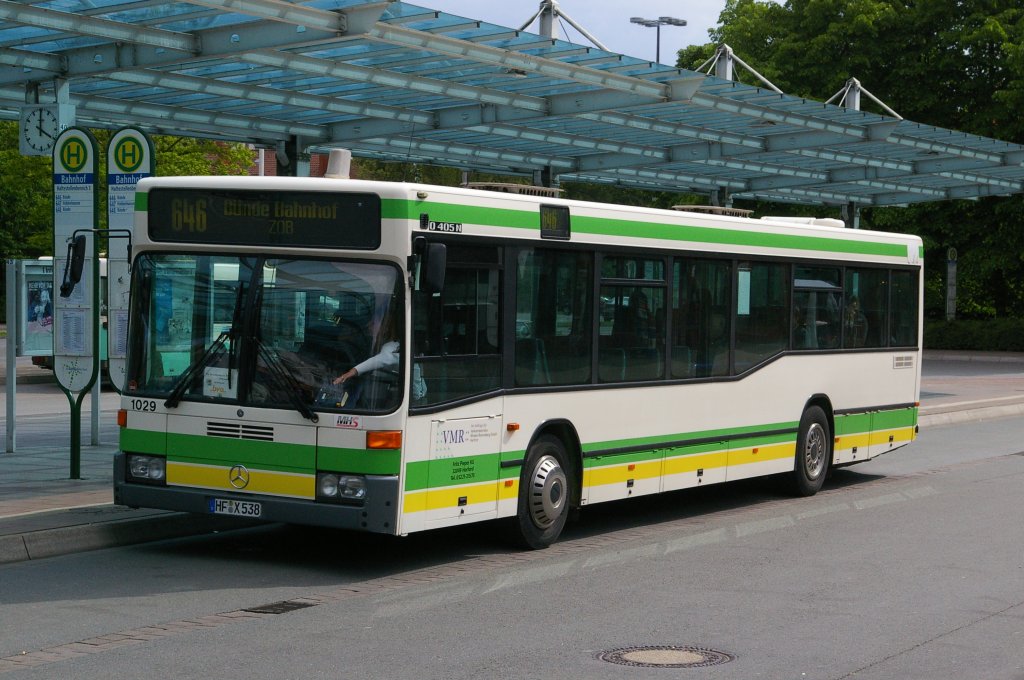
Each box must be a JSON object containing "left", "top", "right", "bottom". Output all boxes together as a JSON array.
[{"left": 2, "top": 0, "right": 1024, "bottom": 210}]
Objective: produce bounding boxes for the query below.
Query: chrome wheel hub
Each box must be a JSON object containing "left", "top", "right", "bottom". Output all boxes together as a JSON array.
[
  {"left": 528, "top": 454, "right": 566, "bottom": 529},
  {"left": 804, "top": 422, "right": 827, "bottom": 479}
]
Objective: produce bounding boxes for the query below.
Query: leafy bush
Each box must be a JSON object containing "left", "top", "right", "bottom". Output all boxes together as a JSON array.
[{"left": 925, "top": 319, "right": 1024, "bottom": 351}]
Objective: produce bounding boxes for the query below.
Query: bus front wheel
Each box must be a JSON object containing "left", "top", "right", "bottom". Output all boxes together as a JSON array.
[
  {"left": 790, "top": 406, "right": 831, "bottom": 496},
  {"left": 513, "top": 435, "right": 571, "bottom": 549}
]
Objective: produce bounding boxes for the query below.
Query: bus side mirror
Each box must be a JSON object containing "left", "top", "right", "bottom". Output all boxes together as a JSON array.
[
  {"left": 423, "top": 243, "right": 446, "bottom": 294},
  {"left": 59, "top": 235, "right": 87, "bottom": 298},
  {"left": 413, "top": 237, "right": 446, "bottom": 294}
]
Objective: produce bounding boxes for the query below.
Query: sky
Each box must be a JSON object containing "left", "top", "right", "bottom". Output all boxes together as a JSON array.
[{"left": 410, "top": 1, "right": 729, "bottom": 65}]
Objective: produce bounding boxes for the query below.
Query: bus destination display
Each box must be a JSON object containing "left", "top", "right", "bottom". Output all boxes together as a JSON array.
[{"left": 148, "top": 189, "right": 381, "bottom": 249}]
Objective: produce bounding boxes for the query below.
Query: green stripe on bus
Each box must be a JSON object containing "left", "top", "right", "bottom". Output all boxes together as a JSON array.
[
  {"left": 383, "top": 199, "right": 537, "bottom": 229},
  {"left": 121, "top": 427, "right": 165, "bottom": 455},
  {"left": 870, "top": 407, "right": 918, "bottom": 429},
  {"left": 405, "top": 451, "right": 502, "bottom": 491},
  {"left": 166, "top": 433, "right": 314, "bottom": 472},
  {"left": 585, "top": 439, "right": 731, "bottom": 469},
  {"left": 318, "top": 447, "right": 400, "bottom": 476},
  {"left": 135, "top": 192, "right": 148, "bottom": 211},
  {"left": 387, "top": 199, "right": 909, "bottom": 258},
  {"left": 583, "top": 420, "right": 800, "bottom": 454},
  {"left": 582, "top": 430, "right": 797, "bottom": 468},
  {"left": 574, "top": 215, "right": 907, "bottom": 257},
  {"left": 583, "top": 448, "right": 665, "bottom": 468},
  {"left": 835, "top": 412, "right": 872, "bottom": 435},
  {"left": 836, "top": 407, "right": 917, "bottom": 434}
]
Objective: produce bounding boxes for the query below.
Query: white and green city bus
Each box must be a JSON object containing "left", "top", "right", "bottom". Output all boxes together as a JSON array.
[{"left": 114, "top": 166, "right": 922, "bottom": 548}]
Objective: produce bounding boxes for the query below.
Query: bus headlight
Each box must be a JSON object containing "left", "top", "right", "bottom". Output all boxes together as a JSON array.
[
  {"left": 127, "top": 454, "right": 166, "bottom": 484},
  {"left": 317, "top": 472, "right": 366, "bottom": 503}
]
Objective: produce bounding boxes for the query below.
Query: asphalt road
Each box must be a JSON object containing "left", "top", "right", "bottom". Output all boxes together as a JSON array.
[{"left": 1, "top": 414, "right": 1023, "bottom": 679}]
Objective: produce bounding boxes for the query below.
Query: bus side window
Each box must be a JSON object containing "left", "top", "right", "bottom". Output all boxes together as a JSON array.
[
  {"left": 734, "top": 261, "right": 789, "bottom": 373},
  {"left": 890, "top": 270, "right": 919, "bottom": 347},
  {"left": 674, "top": 258, "right": 731, "bottom": 378},
  {"left": 515, "top": 248, "right": 593, "bottom": 386},
  {"left": 412, "top": 244, "right": 502, "bottom": 406},
  {"left": 794, "top": 266, "right": 842, "bottom": 351}
]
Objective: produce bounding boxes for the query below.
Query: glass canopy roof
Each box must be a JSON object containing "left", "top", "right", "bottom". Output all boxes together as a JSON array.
[{"left": 2, "top": 0, "right": 1023, "bottom": 206}]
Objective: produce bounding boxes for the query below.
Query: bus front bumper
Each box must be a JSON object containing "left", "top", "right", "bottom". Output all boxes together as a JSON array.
[{"left": 113, "top": 452, "right": 400, "bottom": 534}]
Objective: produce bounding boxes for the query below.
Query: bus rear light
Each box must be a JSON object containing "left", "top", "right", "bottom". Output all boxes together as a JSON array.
[
  {"left": 366, "top": 430, "right": 402, "bottom": 449},
  {"left": 117, "top": 409, "right": 128, "bottom": 427}
]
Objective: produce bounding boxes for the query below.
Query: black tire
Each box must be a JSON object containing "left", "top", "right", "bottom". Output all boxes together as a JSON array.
[
  {"left": 789, "top": 405, "right": 831, "bottom": 496},
  {"left": 511, "top": 435, "right": 572, "bottom": 549}
]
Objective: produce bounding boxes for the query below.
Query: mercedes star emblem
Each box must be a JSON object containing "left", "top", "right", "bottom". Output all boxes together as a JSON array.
[{"left": 228, "top": 464, "right": 250, "bottom": 489}]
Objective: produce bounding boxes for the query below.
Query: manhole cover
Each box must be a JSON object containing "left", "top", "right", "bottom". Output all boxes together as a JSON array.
[{"left": 598, "top": 645, "right": 735, "bottom": 668}]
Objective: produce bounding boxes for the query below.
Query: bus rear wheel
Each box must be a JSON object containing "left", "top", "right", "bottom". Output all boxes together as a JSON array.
[
  {"left": 790, "top": 405, "right": 831, "bottom": 496},
  {"left": 513, "top": 435, "right": 571, "bottom": 549}
]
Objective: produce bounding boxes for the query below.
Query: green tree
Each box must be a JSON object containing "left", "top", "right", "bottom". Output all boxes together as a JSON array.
[
  {"left": 154, "top": 136, "right": 254, "bottom": 177},
  {"left": 0, "top": 121, "right": 53, "bottom": 259}
]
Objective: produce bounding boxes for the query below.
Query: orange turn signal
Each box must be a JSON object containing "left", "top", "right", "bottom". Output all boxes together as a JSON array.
[
  {"left": 506, "top": 422, "right": 520, "bottom": 432},
  {"left": 366, "top": 430, "right": 402, "bottom": 450},
  {"left": 117, "top": 409, "right": 128, "bottom": 427}
]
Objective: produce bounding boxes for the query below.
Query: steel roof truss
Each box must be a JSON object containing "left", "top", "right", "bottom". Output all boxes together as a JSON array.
[
  {"left": 239, "top": 49, "right": 548, "bottom": 112},
  {"left": 0, "top": 10, "right": 381, "bottom": 86},
  {"left": 357, "top": 135, "right": 572, "bottom": 170},
  {"left": 0, "top": 0, "right": 198, "bottom": 53},
  {"left": 0, "top": 46, "right": 65, "bottom": 74},
  {"left": 105, "top": 68, "right": 434, "bottom": 125},
  {"left": 180, "top": 0, "right": 393, "bottom": 35},
  {"left": 370, "top": 24, "right": 697, "bottom": 101}
]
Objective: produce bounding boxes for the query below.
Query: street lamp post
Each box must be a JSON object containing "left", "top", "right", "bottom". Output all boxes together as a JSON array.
[{"left": 630, "top": 16, "right": 687, "bottom": 64}]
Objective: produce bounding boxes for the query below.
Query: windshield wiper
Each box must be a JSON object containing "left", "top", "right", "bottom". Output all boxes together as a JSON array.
[
  {"left": 164, "top": 331, "right": 230, "bottom": 408},
  {"left": 165, "top": 282, "right": 246, "bottom": 409},
  {"left": 254, "top": 339, "right": 319, "bottom": 423},
  {"left": 245, "top": 282, "right": 317, "bottom": 422}
]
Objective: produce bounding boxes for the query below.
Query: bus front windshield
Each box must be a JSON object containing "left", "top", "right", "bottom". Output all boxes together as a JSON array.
[{"left": 125, "top": 253, "right": 404, "bottom": 414}]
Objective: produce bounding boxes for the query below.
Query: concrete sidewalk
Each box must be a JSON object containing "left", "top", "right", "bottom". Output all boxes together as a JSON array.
[{"left": 2, "top": 350, "right": 1023, "bottom": 565}]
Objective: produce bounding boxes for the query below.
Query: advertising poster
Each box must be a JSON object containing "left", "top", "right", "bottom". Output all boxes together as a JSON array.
[{"left": 22, "top": 276, "right": 54, "bottom": 355}]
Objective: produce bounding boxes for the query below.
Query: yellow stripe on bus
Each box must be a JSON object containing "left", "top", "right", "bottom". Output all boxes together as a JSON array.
[
  {"left": 584, "top": 443, "right": 793, "bottom": 490},
  {"left": 869, "top": 427, "right": 916, "bottom": 447},
  {"left": 167, "top": 461, "right": 315, "bottom": 499},
  {"left": 662, "top": 451, "right": 728, "bottom": 477},
  {"left": 835, "top": 432, "right": 871, "bottom": 450},
  {"left": 726, "top": 441, "right": 795, "bottom": 467},
  {"left": 404, "top": 479, "right": 520, "bottom": 514},
  {"left": 584, "top": 459, "right": 665, "bottom": 488}
]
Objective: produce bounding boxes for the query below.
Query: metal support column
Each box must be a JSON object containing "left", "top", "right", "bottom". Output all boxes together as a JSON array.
[
  {"left": 4, "top": 260, "right": 15, "bottom": 453},
  {"left": 841, "top": 202, "right": 860, "bottom": 229}
]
